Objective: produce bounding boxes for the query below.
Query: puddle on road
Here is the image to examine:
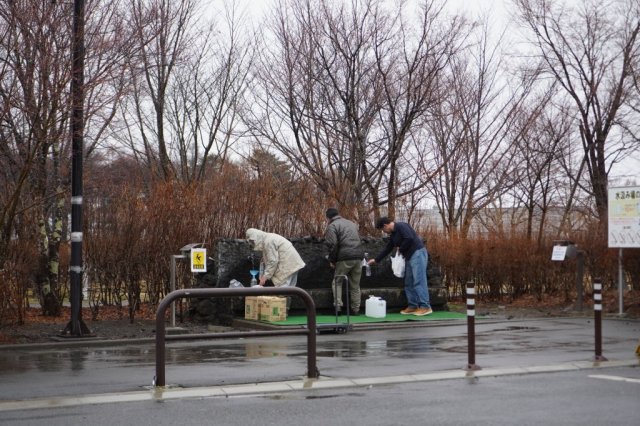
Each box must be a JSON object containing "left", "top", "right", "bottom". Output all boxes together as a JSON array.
[
  {"left": 261, "top": 392, "right": 367, "bottom": 400},
  {"left": 494, "top": 326, "right": 540, "bottom": 331},
  {"left": 2, "top": 331, "right": 559, "bottom": 375},
  {"left": 0, "top": 337, "right": 451, "bottom": 374}
]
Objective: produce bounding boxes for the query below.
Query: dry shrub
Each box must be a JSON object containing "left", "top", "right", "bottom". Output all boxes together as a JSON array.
[
  {"left": 2, "top": 157, "right": 333, "bottom": 326},
  {"left": 428, "top": 223, "right": 631, "bottom": 305},
  {"left": 0, "top": 240, "right": 38, "bottom": 325},
  {"left": 10, "top": 158, "right": 638, "bottom": 324},
  {"left": 80, "top": 162, "right": 329, "bottom": 323}
]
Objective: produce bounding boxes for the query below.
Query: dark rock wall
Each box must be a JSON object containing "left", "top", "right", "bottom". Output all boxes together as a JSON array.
[{"left": 189, "top": 237, "right": 447, "bottom": 322}]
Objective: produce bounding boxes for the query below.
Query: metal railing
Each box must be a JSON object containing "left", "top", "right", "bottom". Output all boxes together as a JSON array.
[{"left": 154, "top": 286, "right": 318, "bottom": 387}]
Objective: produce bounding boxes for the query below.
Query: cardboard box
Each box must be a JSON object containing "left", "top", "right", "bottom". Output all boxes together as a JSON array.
[
  {"left": 245, "top": 296, "right": 287, "bottom": 321},
  {"left": 244, "top": 296, "right": 259, "bottom": 320},
  {"left": 258, "top": 296, "right": 287, "bottom": 322}
]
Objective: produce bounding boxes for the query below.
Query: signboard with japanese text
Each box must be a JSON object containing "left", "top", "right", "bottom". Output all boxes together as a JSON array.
[
  {"left": 551, "top": 245, "right": 568, "bottom": 261},
  {"left": 608, "top": 186, "right": 640, "bottom": 248},
  {"left": 190, "top": 248, "right": 207, "bottom": 272}
]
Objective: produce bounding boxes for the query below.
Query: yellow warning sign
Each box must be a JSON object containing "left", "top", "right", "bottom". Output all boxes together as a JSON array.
[{"left": 190, "top": 248, "right": 207, "bottom": 273}]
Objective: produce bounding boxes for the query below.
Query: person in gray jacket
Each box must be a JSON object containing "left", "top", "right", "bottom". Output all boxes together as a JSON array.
[{"left": 324, "top": 208, "right": 364, "bottom": 314}]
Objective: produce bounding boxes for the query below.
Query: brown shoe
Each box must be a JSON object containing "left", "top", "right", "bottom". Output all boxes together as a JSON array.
[
  {"left": 400, "top": 307, "right": 417, "bottom": 315},
  {"left": 414, "top": 307, "right": 433, "bottom": 316}
]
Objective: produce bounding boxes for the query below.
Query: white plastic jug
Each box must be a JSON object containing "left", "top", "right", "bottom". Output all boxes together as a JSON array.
[{"left": 365, "top": 296, "right": 386, "bottom": 318}]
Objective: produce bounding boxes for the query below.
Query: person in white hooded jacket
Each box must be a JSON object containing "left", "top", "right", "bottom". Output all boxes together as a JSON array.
[{"left": 245, "top": 229, "right": 306, "bottom": 306}]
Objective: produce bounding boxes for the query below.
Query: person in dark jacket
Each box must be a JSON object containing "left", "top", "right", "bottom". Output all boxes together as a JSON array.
[
  {"left": 324, "top": 208, "right": 364, "bottom": 314},
  {"left": 367, "top": 217, "right": 432, "bottom": 316}
]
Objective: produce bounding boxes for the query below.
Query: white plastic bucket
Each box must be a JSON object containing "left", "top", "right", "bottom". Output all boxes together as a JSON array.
[{"left": 365, "top": 296, "right": 386, "bottom": 318}]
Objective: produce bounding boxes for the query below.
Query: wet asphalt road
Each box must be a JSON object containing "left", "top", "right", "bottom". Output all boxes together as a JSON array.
[
  {"left": 0, "top": 316, "right": 638, "bottom": 425},
  {"left": 1, "top": 366, "right": 639, "bottom": 426}
]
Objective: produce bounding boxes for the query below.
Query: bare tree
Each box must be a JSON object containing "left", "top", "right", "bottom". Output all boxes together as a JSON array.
[
  {"left": 514, "top": 0, "right": 640, "bottom": 235},
  {"left": 366, "top": 0, "right": 467, "bottom": 221},
  {"left": 167, "top": 1, "right": 254, "bottom": 182},
  {"left": 245, "top": 0, "right": 378, "bottom": 225},
  {"left": 510, "top": 92, "right": 573, "bottom": 244},
  {"left": 246, "top": 0, "right": 466, "bottom": 228},
  {"left": 428, "top": 18, "right": 534, "bottom": 239},
  {"left": 121, "top": 0, "right": 200, "bottom": 181},
  {"left": 0, "top": 1, "right": 73, "bottom": 315},
  {"left": 118, "top": 0, "right": 252, "bottom": 184},
  {"left": 83, "top": 1, "right": 134, "bottom": 159},
  {"left": 0, "top": 0, "right": 135, "bottom": 316}
]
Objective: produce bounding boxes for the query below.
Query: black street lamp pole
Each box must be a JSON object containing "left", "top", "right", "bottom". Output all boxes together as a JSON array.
[{"left": 61, "top": 0, "right": 91, "bottom": 337}]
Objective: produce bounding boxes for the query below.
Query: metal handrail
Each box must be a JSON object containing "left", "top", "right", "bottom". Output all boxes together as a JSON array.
[{"left": 155, "top": 286, "right": 318, "bottom": 387}]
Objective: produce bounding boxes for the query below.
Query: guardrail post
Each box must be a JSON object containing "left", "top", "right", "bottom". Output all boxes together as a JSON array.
[
  {"left": 593, "top": 278, "right": 607, "bottom": 361},
  {"left": 154, "top": 286, "right": 317, "bottom": 387},
  {"left": 465, "top": 281, "right": 481, "bottom": 371}
]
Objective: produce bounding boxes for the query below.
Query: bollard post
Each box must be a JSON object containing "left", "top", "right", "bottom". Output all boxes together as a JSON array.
[
  {"left": 465, "top": 281, "right": 481, "bottom": 371},
  {"left": 593, "top": 278, "right": 607, "bottom": 361},
  {"left": 155, "top": 286, "right": 318, "bottom": 387}
]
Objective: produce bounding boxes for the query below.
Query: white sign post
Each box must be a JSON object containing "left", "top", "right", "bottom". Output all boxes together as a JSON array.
[{"left": 608, "top": 186, "right": 640, "bottom": 315}]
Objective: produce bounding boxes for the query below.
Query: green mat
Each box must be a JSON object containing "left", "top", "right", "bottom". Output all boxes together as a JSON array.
[{"left": 265, "top": 311, "right": 465, "bottom": 326}]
